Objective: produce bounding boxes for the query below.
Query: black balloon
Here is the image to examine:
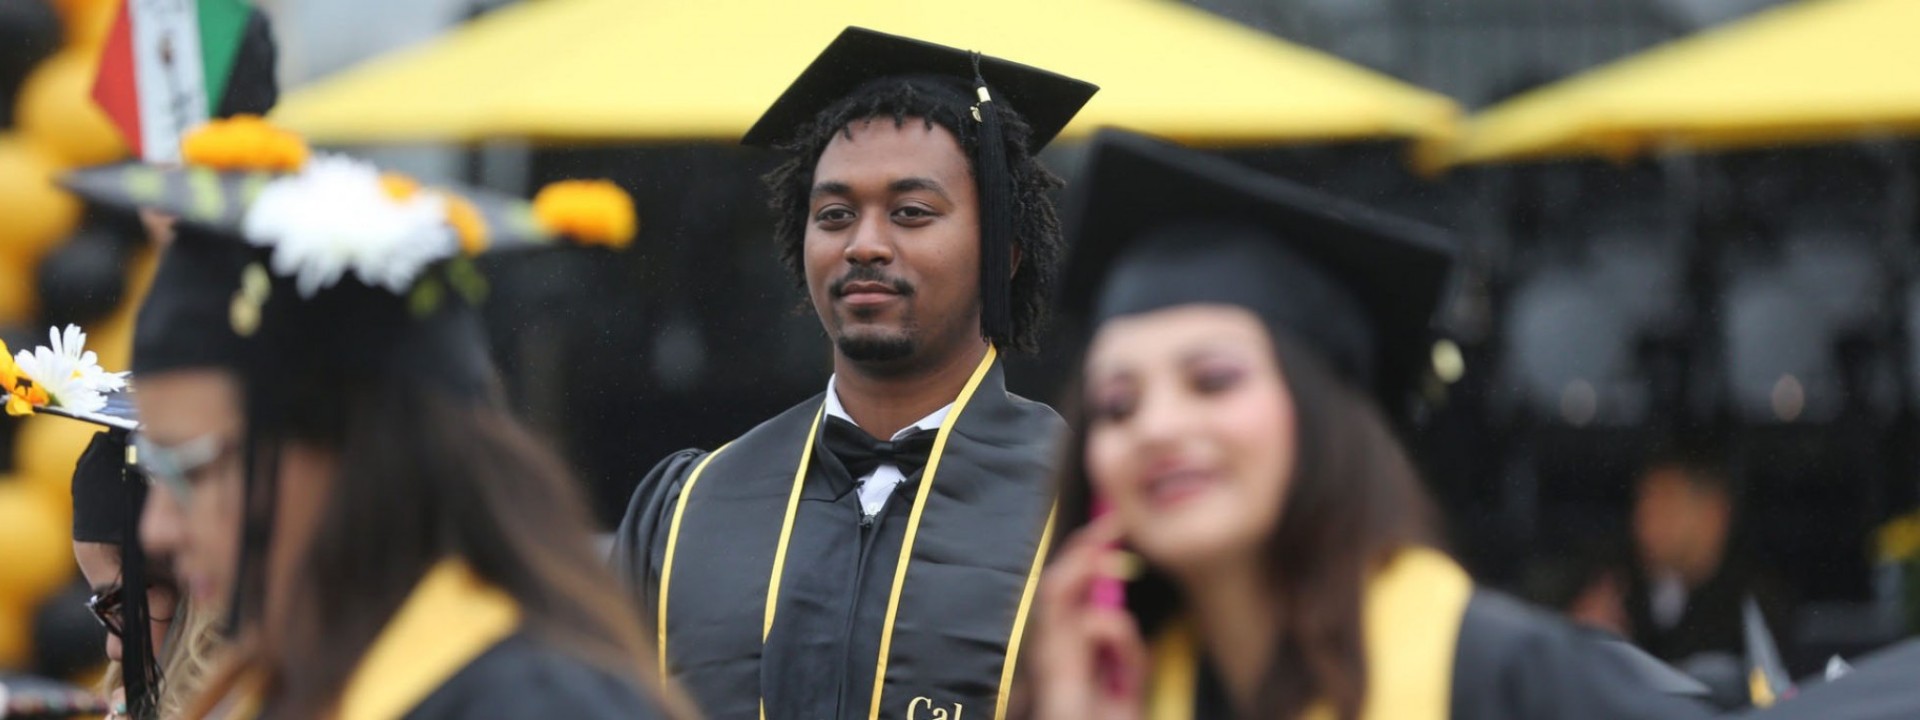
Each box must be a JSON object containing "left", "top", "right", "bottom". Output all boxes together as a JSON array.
[
  {"left": 28, "top": 580, "right": 105, "bottom": 682},
  {"left": 36, "top": 223, "right": 132, "bottom": 328},
  {"left": 0, "top": 0, "right": 61, "bottom": 130}
]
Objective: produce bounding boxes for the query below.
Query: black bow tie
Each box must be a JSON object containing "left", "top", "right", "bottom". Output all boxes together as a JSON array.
[{"left": 822, "top": 416, "right": 938, "bottom": 479}]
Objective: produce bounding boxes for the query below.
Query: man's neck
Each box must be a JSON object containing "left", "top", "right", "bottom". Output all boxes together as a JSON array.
[{"left": 832, "top": 339, "right": 989, "bottom": 439}]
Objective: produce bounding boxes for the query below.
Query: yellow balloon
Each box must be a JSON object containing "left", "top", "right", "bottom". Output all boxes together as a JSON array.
[
  {"left": 0, "top": 480, "right": 77, "bottom": 617},
  {"left": 15, "top": 409, "right": 106, "bottom": 509},
  {"left": 0, "top": 599, "right": 29, "bottom": 669},
  {"left": 50, "top": 0, "right": 118, "bottom": 50},
  {"left": 0, "top": 136, "right": 82, "bottom": 269},
  {"left": 17, "top": 51, "right": 128, "bottom": 168},
  {"left": 0, "top": 254, "right": 35, "bottom": 326}
]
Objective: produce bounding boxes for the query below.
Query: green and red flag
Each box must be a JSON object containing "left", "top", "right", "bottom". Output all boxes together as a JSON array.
[{"left": 90, "top": 0, "right": 253, "bottom": 162}]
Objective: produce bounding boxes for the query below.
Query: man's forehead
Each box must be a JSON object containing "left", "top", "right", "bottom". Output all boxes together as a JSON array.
[{"left": 814, "top": 119, "right": 970, "bottom": 186}]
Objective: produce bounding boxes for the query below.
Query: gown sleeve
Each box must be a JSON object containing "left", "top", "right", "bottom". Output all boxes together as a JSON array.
[
  {"left": 609, "top": 449, "right": 708, "bottom": 623},
  {"left": 1449, "top": 590, "right": 1718, "bottom": 720}
]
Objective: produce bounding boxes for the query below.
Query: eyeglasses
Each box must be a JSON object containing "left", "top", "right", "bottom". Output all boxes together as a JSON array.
[
  {"left": 134, "top": 433, "right": 232, "bottom": 505},
  {"left": 86, "top": 585, "right": 124, "bottom": 638},
  {"left": 84, "top": 580, "right": 176, "bottom": 640}
]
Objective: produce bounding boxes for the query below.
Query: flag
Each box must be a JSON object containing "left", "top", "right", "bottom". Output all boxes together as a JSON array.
[{"left": 90, "top": 0, "right": 252, "bottom": 162}]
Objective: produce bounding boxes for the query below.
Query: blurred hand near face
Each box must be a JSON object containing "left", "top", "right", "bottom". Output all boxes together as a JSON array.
[{"left": 1029, "top": 516, "right": 1147, "bottom": 720}]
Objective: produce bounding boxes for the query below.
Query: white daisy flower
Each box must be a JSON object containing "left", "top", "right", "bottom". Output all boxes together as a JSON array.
[
  {"left": 241, "top": 155, "right": 459, "bottom": 297},
  {"left": 12, "top": 325, "right": 127, "bottom": 413}
]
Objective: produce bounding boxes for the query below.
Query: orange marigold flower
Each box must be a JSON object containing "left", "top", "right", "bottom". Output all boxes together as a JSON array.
[
  {"left": 532, "top": 179, "right": 637, "bottom": 249},
  {"left": 443, "top": 193, "right": 490, "bottom": 255},
  {"left": 181, "top": 115, "right": 311, "bottom": 172}
]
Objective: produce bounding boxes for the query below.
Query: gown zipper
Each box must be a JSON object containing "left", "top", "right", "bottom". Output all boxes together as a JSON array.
[{"left": 833, "top": 494, "right": 891, "bottom": 717}]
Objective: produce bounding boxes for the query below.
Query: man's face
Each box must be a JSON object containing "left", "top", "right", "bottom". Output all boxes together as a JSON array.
[{"left": 804, "top": 117, "right": 981, "bottom": 371}]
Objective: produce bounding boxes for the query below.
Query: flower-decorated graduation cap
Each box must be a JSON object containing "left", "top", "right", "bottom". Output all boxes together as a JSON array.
[
  {"left": 1057, "top": 129, "right": 1456, "bottom": 419},
  {"left": 63, "top": 117, "right": 636, "bottom": 409},
  {"left": 0, "top": 326, "right": 156, "bottom": 718},
  {"left": 743, "top": 26, "right": 1097, "bottom": 347}
]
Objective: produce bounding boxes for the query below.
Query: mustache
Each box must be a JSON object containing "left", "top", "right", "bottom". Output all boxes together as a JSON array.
[{"left": 830, "top": 266, "right": 915, "bottom": 298}]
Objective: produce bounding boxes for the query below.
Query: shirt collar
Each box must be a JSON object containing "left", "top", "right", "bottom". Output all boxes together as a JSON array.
[{"left": 825, "top": 374, "right": 953, "bottom": 441}]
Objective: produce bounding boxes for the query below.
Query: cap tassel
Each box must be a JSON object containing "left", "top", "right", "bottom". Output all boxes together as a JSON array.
[
  {"left": 119, "top": 452, "right": 160, "bottom": 720},
  {"left": 970, "top": 53, "right": 1015, "bottom": 346}
]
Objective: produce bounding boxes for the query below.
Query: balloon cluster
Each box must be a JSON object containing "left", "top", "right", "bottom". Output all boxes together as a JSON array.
[{"left": 0, "top": 0, "right": 149, "bottom": 674}]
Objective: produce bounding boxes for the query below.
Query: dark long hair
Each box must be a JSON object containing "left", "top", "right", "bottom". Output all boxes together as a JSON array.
[
  {"left": 187, "top": 281, "right": 688, "bottom": 718},
  {"left": 1054, "top": 332, "right": 1441, "bottom": 720},
  {"left": 762, "top": 76, "right": 1065, "bottom": 353}
]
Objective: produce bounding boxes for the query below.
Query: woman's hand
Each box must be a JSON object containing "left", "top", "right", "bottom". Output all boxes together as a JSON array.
[{"left": 1029, "top": 516, "right": 1148, "bottom": 720}]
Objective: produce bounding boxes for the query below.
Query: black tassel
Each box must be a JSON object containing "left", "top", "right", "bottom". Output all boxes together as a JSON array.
[
  {"left": 118, "top": 437, "right": 160, "bottom": 720},
  {"left": 971, "top": 52, "right": 1015, "bottom": 346}
]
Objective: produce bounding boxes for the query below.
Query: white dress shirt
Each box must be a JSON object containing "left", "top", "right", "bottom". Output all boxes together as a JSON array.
[{"left": 824, "top": 375, "right": 952, "bottom": 517}]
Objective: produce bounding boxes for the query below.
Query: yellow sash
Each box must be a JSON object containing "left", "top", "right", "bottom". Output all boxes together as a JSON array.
[
  {"left": 224, "top": 559, "right": 522, "bottom": 719},
  {"left": 1148, "top": 547, "right": 1472, "bottom": 719}
]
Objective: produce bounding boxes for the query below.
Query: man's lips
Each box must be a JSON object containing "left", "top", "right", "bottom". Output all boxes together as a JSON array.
[{"left": 839, "top": 281, "right": 902, "bottom": 306}]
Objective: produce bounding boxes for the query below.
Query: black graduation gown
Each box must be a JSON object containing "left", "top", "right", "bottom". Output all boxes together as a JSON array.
[
  {"left": 230, "top": 560, "right": 671, "bottom": 720},
  {"left": 400, "top": 634, "right": 667, "bottom": 720},
  {"left": 612, "top": 351, "right": 1064, "bottom": 720},
  {"left": 1146, "top": 548, "right": 1716, "bottom": 720}
]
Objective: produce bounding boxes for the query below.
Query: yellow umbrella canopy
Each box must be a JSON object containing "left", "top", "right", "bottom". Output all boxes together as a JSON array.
[
  {"left": 1447, "top": 0, "right": 1920, "bottom": 165},
  {"left": 271, "top": 0, "right": 1457, "bottom": 146}
]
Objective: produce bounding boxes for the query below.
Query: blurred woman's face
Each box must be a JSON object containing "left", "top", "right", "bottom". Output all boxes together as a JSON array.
[
  {"left": 1083, "top": 305, "right": 1296, "bottom": 576},
  {"left": 136, "top": 369, "right": 244, "bottom": 609},
  {"left": 73, "top": 541, "right": 177, "bottom": 664}
]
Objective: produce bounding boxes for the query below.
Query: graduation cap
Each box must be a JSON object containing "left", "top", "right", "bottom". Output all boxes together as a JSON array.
[
  {"left": 1742, "top": 639, "right": 1920, "bottom": 719},
  {"left": 1744, "top": 595, "right": 1795, "bottom": 708},
  {"left": 743, "top": 26, "right": 1097, "bottom": 347},
  {"left": 1058, "top": 129, "right": 1455, "bottom": 417}
]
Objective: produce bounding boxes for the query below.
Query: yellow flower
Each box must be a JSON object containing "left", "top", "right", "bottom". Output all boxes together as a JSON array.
[
  {"left": 0, "top": 342, "right": 45, "bottom": 417},
  {"left": 532, "top": 180, "right": 637, "bottom": 249},
  {"left": 181, "top": 115, "right": 311, "bottom": 172},
  {"left": 379, "top": 172, "right": 422, "bottom": 201},
  {"left": 443, "top": 193, "right": 490, "bottom": 255},
  {"left": 1878, "top": 512, "right": 1920, "bottom": 563}
]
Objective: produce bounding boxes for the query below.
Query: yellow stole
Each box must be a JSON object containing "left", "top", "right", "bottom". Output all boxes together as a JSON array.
[
  {"left": 223, "top": 559, "right": 523, "bottom": 719},
  {"left": 1147, "top": 547, "right": 1473, "bottom": 720}
]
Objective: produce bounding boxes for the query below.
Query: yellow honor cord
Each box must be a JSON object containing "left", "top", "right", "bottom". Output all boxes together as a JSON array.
[
  {"left": 656, "top": 442, "right": 733, "bottom": 684},
  {"left": 867, "top": 346, "right": 1000, "bottom": 720}
]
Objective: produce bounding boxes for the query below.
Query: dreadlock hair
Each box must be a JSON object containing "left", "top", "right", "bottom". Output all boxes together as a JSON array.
[{"left": 763, "top": 76, "right": 1065, "bottom": 354}]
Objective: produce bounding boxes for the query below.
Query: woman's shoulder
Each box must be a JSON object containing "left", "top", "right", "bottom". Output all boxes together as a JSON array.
[
  {"left": 405, "top": 634, "right": 669, "bottom": 720},
  {"left": 1450, "top": 588, "right": 1714, "bottom": 720}
]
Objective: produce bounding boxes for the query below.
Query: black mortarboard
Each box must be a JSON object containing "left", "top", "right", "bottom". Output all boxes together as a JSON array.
[
  {"left": 1059, "top": 130, "right": 1455, "bottom": 417},
  {"left": 743, "top": 26, "right": 1097, "bottom": 347},
  {"left": 742, "top": 27, "right": 1096, "bottom": 151}
]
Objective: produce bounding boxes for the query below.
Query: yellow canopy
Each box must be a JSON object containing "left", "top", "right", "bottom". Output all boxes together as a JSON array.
[
  {"left": 272, "top": 0, "right": 1457, "bottom": 146},
  {"left": 1446, "top": 0, "right": 1920, "bottom": 165}
]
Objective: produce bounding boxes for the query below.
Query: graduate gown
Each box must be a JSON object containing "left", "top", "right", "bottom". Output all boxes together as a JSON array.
[
  {"left": 612, "top": 349, "right": 1065, "bottom": 720},
  {"left": 1146, "top": 548, "right": 1718, "bottom": 720},
  {"left": 225, "top": 560, "right": 670, "bottom": 720}
]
